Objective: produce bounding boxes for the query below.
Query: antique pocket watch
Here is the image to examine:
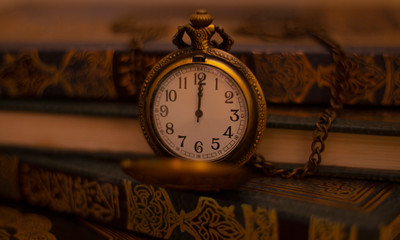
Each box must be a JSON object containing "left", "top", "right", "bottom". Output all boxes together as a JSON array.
[
  {"left": 138, "top": 10, "right": 267, "bottom": 166},
  {"left": 128, "top": 9, "right": 345, "bottom": 189}
]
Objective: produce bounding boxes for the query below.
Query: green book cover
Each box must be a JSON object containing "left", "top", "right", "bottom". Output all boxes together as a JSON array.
[{"left": 0, "top": 146, "right": 399, "bottom": 240}]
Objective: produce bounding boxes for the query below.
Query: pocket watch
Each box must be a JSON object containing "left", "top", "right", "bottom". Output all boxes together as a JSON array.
[
  {"left": 139, "top": 9, "right": 266, "bottom": 166},
  {"left": 129, "top": 9, "right": 345, "bottom": 189}
]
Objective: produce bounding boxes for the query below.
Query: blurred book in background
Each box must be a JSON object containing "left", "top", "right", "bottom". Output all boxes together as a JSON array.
[{"left": 0, "top": 4, "right": 399, "bottom": 106}]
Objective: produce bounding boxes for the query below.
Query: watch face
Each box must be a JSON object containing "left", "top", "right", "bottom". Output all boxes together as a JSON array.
[{"left": 151, "top": 63, "right": 248, "bottom": 161}]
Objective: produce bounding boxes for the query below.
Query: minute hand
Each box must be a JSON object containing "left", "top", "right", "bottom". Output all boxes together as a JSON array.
[{"left": 195, "top": 81, "right": 205, "bottom": 123}]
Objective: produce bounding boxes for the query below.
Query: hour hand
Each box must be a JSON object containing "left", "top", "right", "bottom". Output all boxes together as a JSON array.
[{"left": 195, "top": 81, "right": 205, "bottom": 122}]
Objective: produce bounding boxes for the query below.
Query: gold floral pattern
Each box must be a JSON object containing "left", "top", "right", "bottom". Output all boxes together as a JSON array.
[
  {"left": 124, "top": 181, "right": 179, "bottom": 238},
  {"left": 124, "top": 180, "right": 278, "bottom": 240},
  {"left": 0, "top": 206, "right": 56, "bottom": 240},
  {"left": 253, "top": 52, "right": 393, "bottom": 105},
  {"left": 254, "top": 53, "right": 330, "bottom": 104},
  {"left": 9, "top": 157, "right": 397, "bottom": 240},
  {"left": 309, "top": 216, "right": 358, "bottom": 240},
  {"left": 181, "top": 197, "right": 246, "bottom": 240},
  {"left": 0, "top": 50, "right": 116, "bottom": 99},
  {"left": 1, "top": 50, "right": 399, "bottom": 106},
  {"left": 114, "top": 51, "right": 163, "bottom": 98},
  {"left": 20, "top": 163, "right": 120, "bottom": 222},
  {"left": 243, "top": 177, "right": 395, "bottom": 213},
  {"left": 330, "top": 55, "right": 385, "bottom": 104},
  {"left": 16, "top": 159, "right": 279, "bottom": 240}
]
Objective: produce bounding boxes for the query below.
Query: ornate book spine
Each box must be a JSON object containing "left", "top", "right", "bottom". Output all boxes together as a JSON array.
[
  {"left": 1, "top": 49, "right": 399, "bottom": 106},
  {"left": 0, "top": 200, "right": 156, "bottom": 240},
  {"left": 250, "top": 52, "right": 400, "bottom": 106},
  {"left": 1, "top": 147, "right": 400, "bottom": 240}
]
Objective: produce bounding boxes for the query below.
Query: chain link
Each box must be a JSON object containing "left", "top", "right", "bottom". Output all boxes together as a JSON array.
[{"left": 250, "top": 27, "right": 349, "bottom": 178}]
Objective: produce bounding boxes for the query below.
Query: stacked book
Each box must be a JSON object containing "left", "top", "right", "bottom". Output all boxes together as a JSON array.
[{"left": 0, "top": 3, "right": 399, "bottom": 240}]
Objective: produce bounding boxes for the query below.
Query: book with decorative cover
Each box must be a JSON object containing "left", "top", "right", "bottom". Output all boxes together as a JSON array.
[
  {"left": 0, "top": 199, "right": 156, "bottom": 240},
  {"left": 0, "top": 4, "right": 399, "bottom": 106},
  {"left": 0, "top": 102, "right": 399, "bottom": 181},
  {"left": 0, "top": 146, "right": 399, "bottom": 240}
]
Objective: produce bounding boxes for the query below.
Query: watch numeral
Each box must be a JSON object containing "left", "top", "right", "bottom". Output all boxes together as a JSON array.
[
  {"left": 160, "top": 105, "right": 168, "bottom": 117},
  {"left": 179, "top": 77, "right": 187, "bottom": 89},
  {"left": 178, "top": 135, "right": 186, "bottom": 147},
  {"left": 165, "top": 90, "right": 177, "bottom": 102},
  {"left": 223, "top": 126, "right": 233, "bottom": 138},
  {"left": 166, "top": 122, "right": 174, "bottom": 135},
  {"left": 194, "top": 72, "right": 206, "bottom": 85},
  {"left": 211, "top": 138, "right": 220, "bottom": 150},
  {"left": 194, "top": 141, "right": 203, "bottom": 153},
  {"left": 225, "top": 91, "right": 234, "bottom": 103},
  {"left": 215, "top": 78, "right": 218, "bottom": 90},
  {"left": 230, "top": 109, "right": 239, "bottom": 121}
]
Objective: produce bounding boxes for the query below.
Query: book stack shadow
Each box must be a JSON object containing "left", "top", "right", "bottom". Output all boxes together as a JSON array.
[{"left": 0, "top": 4, "right": 399, "bottom": 240}]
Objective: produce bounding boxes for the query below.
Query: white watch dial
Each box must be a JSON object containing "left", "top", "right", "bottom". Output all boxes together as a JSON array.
[{"left": 151, "top": 64, "right": 248, "bottom": 161}]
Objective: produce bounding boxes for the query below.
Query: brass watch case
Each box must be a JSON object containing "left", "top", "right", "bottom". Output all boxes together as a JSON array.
[{"left": 139, "top": 47, "right": 267, "bottom": 166}]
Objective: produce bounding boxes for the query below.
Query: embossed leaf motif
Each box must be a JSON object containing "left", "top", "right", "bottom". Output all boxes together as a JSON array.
[
  {"left": 124, "top": 182, "right": 180, "bottom": 238},
  {"left": 0, "top": 51, "right": 117, "bottom": 99},
  {"left": 62, "top": 51, "right": 116, "bottom": 98},
  {"left": 183, "top": 198, "right": 245, "bottom": 240},
  {"left": 320, "top": 182, "right": 360, "bottom": 196},
  {"left": 253, "top": 208, "right": 278, "bottom": 240},
  {"left": 0, "top": 52, "right": 56, "bottom": 96},
  {"left": 335, "top": 55, "right": 385, "bottom": 104},
  {"left": 255, "top": 53, "right": 319, "bottom": 103},
  {"left": 72, "top": 180, "right": 120, "bottom": 221},
  {"left": 124, "top": 182, "right": 280, "bottom": 240},
  {"left": 0, "top": 207, "right": 56, "bottom": 240},
  {"left": 309, "top": 216, "right": 346, "bottom": 240},
  {"left": 20, "top": 164, "right": 120, "bottom": 222}
]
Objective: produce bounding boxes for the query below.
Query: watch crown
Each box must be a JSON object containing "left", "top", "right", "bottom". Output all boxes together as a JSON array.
[
  {"left": 190, "top": 9, "right": 213, "bottom": 28},
  {"left": 172, "top": 9, "right": 234, "bottom": 52}
]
